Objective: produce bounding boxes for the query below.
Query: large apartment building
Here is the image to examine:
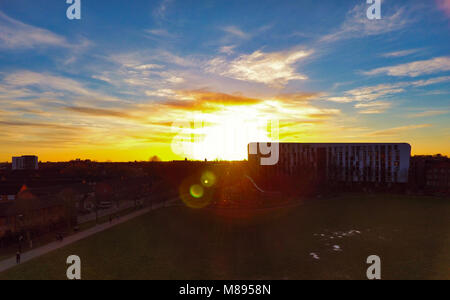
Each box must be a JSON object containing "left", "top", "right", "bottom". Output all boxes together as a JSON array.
[
  {"left": 12, "top": 156, "right": 39, "bottom": 170},
  {"left": 248, "top": 143, "right": 411, "bottom": 184}
]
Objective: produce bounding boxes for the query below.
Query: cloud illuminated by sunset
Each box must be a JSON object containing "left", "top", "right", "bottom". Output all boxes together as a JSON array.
[
  {"left": 0, "top": 0, "right": 449, "bottom": 162},
  {"left": 436, "top": 0, "right": 450, "bottom": 17}
]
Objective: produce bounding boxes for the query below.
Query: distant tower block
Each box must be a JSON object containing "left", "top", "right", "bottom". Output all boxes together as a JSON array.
[{"left": 12, "top": 156, "right": 39, "bottom": 170}]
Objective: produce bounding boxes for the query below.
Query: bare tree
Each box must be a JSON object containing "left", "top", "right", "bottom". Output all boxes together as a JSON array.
[
  {"left": 149, "top": 155, "right": 161, "bottom": 162},
  {"left": 14, "top": 187, "right": 38, "bottom": 243},
  {"left": 59, "top": 188, "right": 77, "bottom": 232}
]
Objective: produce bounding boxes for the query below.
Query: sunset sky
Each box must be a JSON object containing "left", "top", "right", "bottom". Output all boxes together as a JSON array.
[{"left": 0, "top": 0, "right": 449, "bottom": 162}]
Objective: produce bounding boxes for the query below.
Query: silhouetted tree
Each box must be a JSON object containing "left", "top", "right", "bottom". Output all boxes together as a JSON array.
[
  {"left": 149, "top": 155, "right": 161, "bottom": 162},
  {"left": 59, "top": 188, "right": 77, "bottom": 232},
  {"left": 14, "top": 186, "right": 37, "bottom": 242}
]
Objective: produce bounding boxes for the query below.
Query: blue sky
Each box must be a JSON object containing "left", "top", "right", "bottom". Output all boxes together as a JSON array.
[{"left": 0, "top": 0, "right": 449, "bottom": 161}]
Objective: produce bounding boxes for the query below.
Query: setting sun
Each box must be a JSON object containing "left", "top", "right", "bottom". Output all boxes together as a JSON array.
[{"left": 172, "top": 105, "right": 277, "bottom": 161}]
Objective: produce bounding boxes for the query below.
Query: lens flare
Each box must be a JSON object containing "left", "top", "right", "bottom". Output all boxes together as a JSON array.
[
  {"left": 201, "top": 171, "right": 216, "bottom": 187},
  {"left": 180, "top": 173, "right": 215, "bottom": 209},
  {"left": 190, "top": 184, "right": 204, "bottom": 199}
]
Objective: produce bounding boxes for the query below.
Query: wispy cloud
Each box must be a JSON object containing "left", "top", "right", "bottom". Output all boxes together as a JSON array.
[
  {"left": 354, "top": 101, "right": 392, "bottom": 114},
  {"left": 326, "top": 76, "right": 450, "bottom": 103},
  {"left": 153, "top": 0, "right": 174, "bottom": 20},
  {"left": 368, "top": 124, "right": 432, "bottom": 137},
  {"left": 161, "top": 90, "right": 263, "bottom": 112},
  {"left": 145, "top": 28, "right": 177, "bottom": 39},
  {"left": 411, "top": 75, "right": 450, "bottom": 86},
  {"left": 62, "top": 89, "right": 337, "bottom": 127},
  {"left": 382, "top": 48, "right": 423, "bottom": 58},
  {"left": 4, "top": 71, "right": 91, "bottom": 95},
  {"left": 108, "top": 52, "right": 166, "bottom": 69},
  {"left": 274, "top": 93, "right": 323, "bottom": 104},
  {"left": 326, "top": 83, "right": 406, "bottom": 103},
  {"left": 3, "top": 71, "right": 120, "bottom": 103},
  {"left": 364, "top": 56, "right": 450, "bottom": 77},
  {"left": 0, "top": 84, "right": 33, "bottom": 100},
  {"left": 221, "top": 26, "right": 250, "bottom": 39},
  {"left": 219, "top": 45, "right": 236, "bottom": 55},
  {"left": 206, "top": 48, "right": 312, "bottom": 87},
  {"left": 320, "top": 4, "right": 410, "bottom": 43},
  {"left": 0, "top": 11, "right": 76, "bottom": 49},
  {"left": 146, "top": 50, "right": 198, "bottom": 68},
  {"left": 436, "top": 0, "right": 450, "bottom": 17},
  {"left": 409, "top": 110, "right": 449, "bottom": 118},
  {"left": 0, "top": 11, "right": 66, "bottom": 49},
  {"left": 64, "top": 106, "right": 137, "bottom": 119},
  {"left": 145, "top": 89, "right": 178, "bottom": 98},
  {"left": 0, "top": 120, "right": 80, "bottom": 131},
  {"left": 94, "top": 51, "right": 195, "bottom": 91}
]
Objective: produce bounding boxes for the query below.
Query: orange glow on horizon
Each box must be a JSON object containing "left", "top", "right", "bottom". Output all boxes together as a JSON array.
[{"left": 0, "top": 91, "right": 448, "bottom": 162}]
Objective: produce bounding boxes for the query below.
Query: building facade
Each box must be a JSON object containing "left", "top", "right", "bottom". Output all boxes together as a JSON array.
[
  {"left": 248, "top": 143, "right": 411, "bottom": 184},
  {"left": 409, "top": 155, "right": 450, "bottom": 194},
  {"left": 426, "top": 162, "right": 450, "bottom": 192},
  {"left": 12, "top": 156, "right": 39, "bottom": 170}
]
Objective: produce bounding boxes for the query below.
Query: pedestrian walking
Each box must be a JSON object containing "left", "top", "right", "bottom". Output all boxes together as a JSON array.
[
  {"left": 18, "top": 235, "right": 23, "bottom": 252},
  {"left": 16, "top": 251, "right": 21, "bottom": 264}
]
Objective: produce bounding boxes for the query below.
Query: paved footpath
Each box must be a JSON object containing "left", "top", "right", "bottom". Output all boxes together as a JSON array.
[
  {"left": 77, "top": 200, "right": 136, "bottom": 224},
  {"left": 0, "top": 199, "right": 179, "bottom": 274}
]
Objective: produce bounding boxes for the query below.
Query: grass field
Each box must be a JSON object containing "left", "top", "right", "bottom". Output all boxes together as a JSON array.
[
  {"left": 0, "top": 193, "right": 449, "bottom": 280},
  {"left": 0, "top": 206, "right": 137, "bottom": 262}
]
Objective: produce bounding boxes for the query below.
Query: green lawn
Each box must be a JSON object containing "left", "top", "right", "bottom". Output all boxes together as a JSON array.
[{"left": 1, "top": 193, "right": 449, "bottom": 280}]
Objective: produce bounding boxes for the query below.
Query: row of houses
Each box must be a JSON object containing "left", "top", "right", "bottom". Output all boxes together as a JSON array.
[
  {"left": 0, "top": 185, "right": 66, "bottom": 239},
  {"left": 0, "top": 174, "right": 156, "bottom": 241}
]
